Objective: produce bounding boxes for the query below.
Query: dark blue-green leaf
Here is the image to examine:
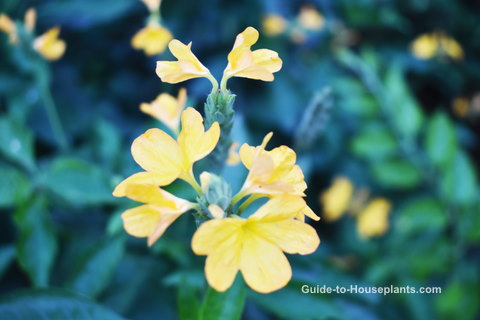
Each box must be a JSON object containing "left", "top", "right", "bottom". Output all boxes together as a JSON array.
[
  {"left": 199, "top": 276, "right": 246, "bottom": 320},
  {"left": 372, "top": 160, "right": 421, "bottom": 189}
]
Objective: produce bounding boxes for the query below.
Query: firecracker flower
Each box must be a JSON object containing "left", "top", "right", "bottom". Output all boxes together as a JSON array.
[
  {"left": 33, "top": 26, "right": 66, "bottom": 61},
  {"left": 140, "top": 88, "right": 187, "bottom": 134},
  {"left": 321, "top": 176, "right": 354, "bottom": 222},
  {"left": 191, "top": 196, "right": 320, "bottom": 293},
  {"left": 411, "top": 31, "right": 463, "bottom": 60},
  {"left": 262, "top": 14, "right": 287, "bottom": 36},
  {"left": 156, "top": 26, "right": 282, "bottom": 93},
  {"left": 113, "top": 107, "right": 220, "bottom": 196},
  {"left": 131, "top": 22, "right": 173, "bottom": 56},
  {"left": 356, "top": 198, "right": 391, "bottom": 238}
]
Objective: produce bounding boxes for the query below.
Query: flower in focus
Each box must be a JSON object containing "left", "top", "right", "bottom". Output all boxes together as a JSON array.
[
  {"left": 223, "top": 27, "right": 282, "bottom": 83},
  {"left": 33, "top": 27, "right": 66, "bottom": 61},
  {"left": 192, "top": 196, "right": 320, "bottom": 293},
  {"left": 411, "top": 32, "right": 463, "bottom": 60},
  {"left": 236, "top": 133, "right": 320, "bottom": 221},
  {"left": 262, "top": 14, "right": 286, "bottom": 36},
  {"left": 297, "top": 5, "right": 324, "bottom": 31},
  {"left": 226, "top": 142, "right": 241, "bottom": 166},
  {"left": 121, "top": 184, "right": 195, "bottom": 246},
  {"left": 141, "top": 0, "right": 162, "bottom": 12},
  {"left": 320, "top": 177, "right": 353, "bottom": 222},
  {"left": 0, "top": 14, "right": 17, "bottom": 43},
  {"left": 132, "top": 22, "right": 173, "bottom": 56},
  {"left": 356, "top": 198, "right": 391, "bottom": 238},
  {"left": 156, "top": 40, "right": 214, "bottom": 84},
  {"left": 113, "top": 107, "right": 220, "bottom": 196},
  {"left": 140, "top": 88, "right": 187, "bottom": 134}
]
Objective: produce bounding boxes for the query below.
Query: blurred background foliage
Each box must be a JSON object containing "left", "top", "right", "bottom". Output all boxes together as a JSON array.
[{"left": 0, "top": 0, "right": 479, "bottom": 319}]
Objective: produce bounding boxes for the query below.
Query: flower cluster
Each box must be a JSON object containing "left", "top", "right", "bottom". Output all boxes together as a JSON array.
[
  {"left": 410, "top": 31, "right": 463, "bottom": 61},
  {"left": 0, "top": 9, "right": 66, "bottom": 60},
  {"left": 114, "top": 27, "right": 320, "bottom": 294},
  {"left": 262, "top": 5, "right": 325, "bottom": 43},
  {"left": 131, "top": 0, "right": 173, "bottom": 56},
  {"left": 321, "top": 177, "right": 391, "bottom": 238}
]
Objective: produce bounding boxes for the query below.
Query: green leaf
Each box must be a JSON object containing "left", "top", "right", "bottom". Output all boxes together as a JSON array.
[
  {"left": 372, "top": 160, "right": 422, "bottom": 189},
  {"left": 435, "top": 281, "right": 480, "bottom": 320},
  {"left": 0, "top": 245, "right": 15, "bottom": 280},
  {"left": 396, "top": 198, "right": 447, "bottom": 235},
  {"left": 0, "top": 117, "right": 35, "bottom": 171},
  {"left": 93, "top": 120, "right": 121, "bottom": 171},
  {"left": 177, "top": 273, "right": 200, "bottom": 320},
  {"left": 440, "top": 151, "right": 478, "bottom": 205},
  {"left": 199, "top": 276, "right": 246, "bottom": 320},
  {"left": 384, "top": 66, "right": 424, "bottom": 139},
  {"left": 425, "top": 112, "right": 457, "bottom": 166},
  {"left": 0, "top": 166, "right": 32, "bottom": 208},
  {"left": 66, "top": 236, "right": 125, "bottom": 298},
  {"left": 0, "top": 289, "right": 125, "bottom": 320},
  {"left": 14, "top": 197, "right": 57, "bottom": 287},
  {"left": 41, "top": 157, "right": 113, "bottom": 206},
  {"left": 350, "top": 125, "right": 397, "bottom": 160}
]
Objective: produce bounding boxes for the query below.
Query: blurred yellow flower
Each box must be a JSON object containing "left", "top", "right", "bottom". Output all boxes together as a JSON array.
[
  {"left": 132, "top": 23, "right": 172, "bottom": 56},
  {"left": 262, "top": 14, "right": 286, "bottom": 36},
  {"left": 411, "top": 32, "right": 463, "bottom": 60},
  {"left": 113, "top": 107, "right": 220, "bottom": 195},
  {"left": 141, "top": 0, "right": 162, "bottom": 12},
  {"left": 0, "top": 14, "right": 17, "bottom": 43},
  {"left": 156, "top": 40, "right": 214, "bottom": 84},
  {"left": 223, "top": 27, "right": 282, "bottom": 83},
  {"left": 297, "top": 5, "right": 324, "bottom": 31},
  {"left": 226, "top": 142, "right": 241, "bottom": 166},
  {"left": 356, "top": 198, "right": 391, "bottom": 238},
  {"left": 140, "top": 88, "right": 186, "bottom": 133},
  {"left": 320, "top": 177, "right": 354, "bottom": 222},
  {"left": 192, "top": 196, "right": 320, "bottom": 293},
  {"left": 24, "top": 8, "right": 36, "bottom": 32},
  {"left": 121, "top": 184, "right": 194, "bottom": 246},
  {"left": 33, "top": 27, "right": 66, "bottom": 61}
]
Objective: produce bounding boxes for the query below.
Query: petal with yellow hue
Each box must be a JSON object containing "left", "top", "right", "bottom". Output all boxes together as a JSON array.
[
  {"left": 122, "top": 205, "right": 160, "bottom": 238},
  {"left": 240, "top": 232, "right": 292, "bottom": 294},
  {"left": 123, "top": 184, "right": 176, "bottom": 207},
  {"left": 321, "top": 177, "right": 353, "bottom": 221},
  {"left": 34, "top": 27, "right": 66, "bottom": 61},
  {"left": 297, "top": 5, "right": 324, "bottom": 31},
  {"left": 131, "top": 128, "right": 183, "bottom": 177},
  {"left": 224, "top": 27, "right": 282, "bottom": 82},
  {"left": 156, "top": 40, "right": 211, "bottom": 83},
  {"left": 439, "top": 35, "right": 464, "bottom": 60},
  {"left": 131, "top": 23, "right": 173, "bottom": 56},
  {"left": 226, "top": 142, "right": 241, "bottom": 166},
  {"left": 24, "top": 8, "right": 36, "bottom": 32},
  {"left": 191, "top": 218, "right": 243, "bottom": 255},
  {"left": 356, "top": 198, "right": 391, "bottom": 238},
  {"left": 262, "top": 14, "right": 286, "bottom": 36},
  {"left": 141, "top": 0, "right": 162, "bottom": 12},
  {"left": 140, "top": 88, "right": 186, "bottom": 133},
  {"left": 177, "top": 107, "right": 220, "bottom": 170},
  {"left": 410, "top": 33, "right": 437, "bottom": 60},
  {"left": 250, "top": 195, "right": 306, "bottom": 221},
  {"left": 0, "top": 14, "right": 16, "bottom": 43},
  {"left": 113, "top": 172, "right": 178, "bottom": 197},
  {"left": 248, "top": 219, "right": 320, "bottom": 255}
]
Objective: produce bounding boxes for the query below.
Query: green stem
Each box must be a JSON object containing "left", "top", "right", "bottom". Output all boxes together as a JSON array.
[
  {"left": 220, "top": 74, "right": 229, "bottom": 95},
  {"left": 206, "top": 74, "right": 219, "bottom": 94},
  {"left": 237, "top": 194, "right": 261, "bottom": 215},
  {"left": 181, "top": 171, "right": 202, "bottom": 194},
  {"left": 231, "top": 188, "right": 248, "bottom": 206}
]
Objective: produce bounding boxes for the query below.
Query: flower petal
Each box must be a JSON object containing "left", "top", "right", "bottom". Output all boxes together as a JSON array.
[
  {"left": 123, "top": 184, "right": 176, "bottom": 207},
  {"left": 131, "top": 24, "right": 172, "bottom": 56},
  {"left": 131, "top": 128, "right": 183, "bottom": 178},
  {"left": 250, "top": 219, "right": 320, "bottom": 255},
  {"left": 122, "top": 205, "right": 160, "bottom": 238},
  {"left": 250, "top": 196, "right": 306, "bottom": 221},
  {"left": 191, "top": 218, "right": 243, "bottom": 255},
  {"left": 177, "top": 107, "right": 220, "bottom": 169},
  {"left": 147, "top": 208, "right": 184, "bottom": 246},
  {"left": 113, "top": 172, "right": 178, "bottom": 197},
  {"left": 240, "top": 231, "right": 291, "bottom": 293}
]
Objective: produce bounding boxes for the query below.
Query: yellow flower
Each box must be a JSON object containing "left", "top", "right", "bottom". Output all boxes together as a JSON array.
[
  {"left": 236, "top": 132, "right": 319, "bottom": 221},
  {"left": 156, "top": 40, "right": 214, "bottom": 84},
  {"left": 452, "top": 97, "right": 469, "bottom": 117},
  {"left": 140, "top": 0, "right": 162, "bottom": 12},
  {"left": 33, "top": 27, "right": 66, "bottom": 61},
  {"left": 356, "top": 198, "right": 391, "bottom": 238},
  {"left": 0, "top": 14, "right": 17, "bottom": 43},
  {"left": 320, "top": 177, "right": 354, "bottom": 222},
  {"left": 140, "top": 88, "right": 187, "bottom": 133},
  {"left": 113, "top": 107, "right": 220, "bottom": 196},
  {"left": 24, "top": 8, "right": 36, "bottom": 32},
  {"left": 120, "top": 183, "right": 194, "bottom": 246},
  {"left": 411, "top": 32, "right": 464, "bottom": 60},
  {"left": 297, "top": 5, "right": 324, "bottom": 31},
  {"left": 192, "top": 196, "right": 320, "bottom": 293},
  {"left": 262, "top": 14, "right": 286, "bottom": 36},
  {"left": 411, "top": 33, "right": 437, "bottom": 60},
  {"left": 226, "top": 142, "right": 240, "bottom": 166},
  {"left": 132, "top": 22, "right": 172, "bottom": 56},
  {"left": 223, "top": 27, "right": 282, "bottom": 83}
]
